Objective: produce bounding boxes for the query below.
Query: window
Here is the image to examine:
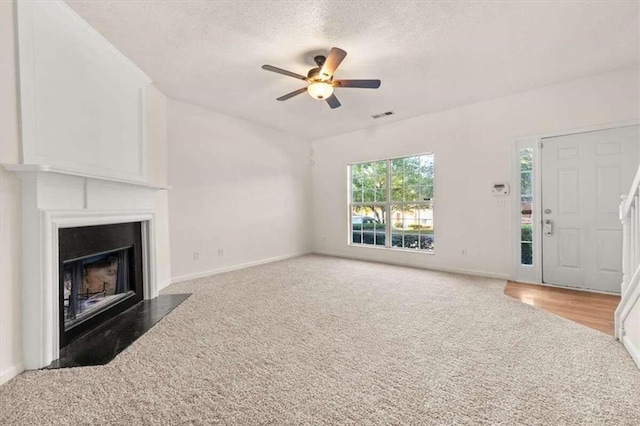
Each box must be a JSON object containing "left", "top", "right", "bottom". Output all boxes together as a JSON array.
[
  {"left": 520, "top": 148, "right": 533, "bottom": 265},
  {"left": 350, "top": 154, "right": 434, "bottom": 251}
]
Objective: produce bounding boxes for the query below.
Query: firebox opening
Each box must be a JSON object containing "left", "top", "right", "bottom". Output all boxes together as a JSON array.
[{"left": 59, "top": 222, "right": 144, "bottom": 348}]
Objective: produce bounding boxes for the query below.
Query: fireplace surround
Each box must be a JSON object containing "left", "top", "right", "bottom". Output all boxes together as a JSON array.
[{"left": 4, "top": 166, "right": 169, "bottom": 369}]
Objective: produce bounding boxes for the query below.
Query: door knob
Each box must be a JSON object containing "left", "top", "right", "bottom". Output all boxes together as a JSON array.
[{"left": 544, "top": 219, "right": 553, "bottom": 236}]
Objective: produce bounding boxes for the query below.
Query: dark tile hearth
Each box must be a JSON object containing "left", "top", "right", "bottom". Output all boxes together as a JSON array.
[{"left": 48, "top": 294, "right": 191, "bottom": 369}]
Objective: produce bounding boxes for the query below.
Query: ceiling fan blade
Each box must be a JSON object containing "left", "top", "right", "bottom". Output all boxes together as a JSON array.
[
  {"left": 262, "top": 65, "right": 308, "bottom": 81},
  {"left": 320, "top": 47, "right": 347, "bottom": 78},
  {"left": 334, "top": 79, "right": 381, "bottom": 89},
  {"left": 326, "top": 94, "right": 341, "bottom": 109},
  {"left": 277, "top": 87, "right": 308, "bottom": 101}
]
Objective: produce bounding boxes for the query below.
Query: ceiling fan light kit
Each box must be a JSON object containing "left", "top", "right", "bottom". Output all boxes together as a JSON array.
[
  {"left": 307, "top": 82, "right": 333, "bottom": 100},
  {"left": 262, "top": 47, "right": 381, "bottom": 109}
]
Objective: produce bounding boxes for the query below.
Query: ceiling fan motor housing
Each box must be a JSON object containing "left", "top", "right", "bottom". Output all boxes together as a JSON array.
[{"left": 313, "top": 55, "right": 326, "bottom": 67}]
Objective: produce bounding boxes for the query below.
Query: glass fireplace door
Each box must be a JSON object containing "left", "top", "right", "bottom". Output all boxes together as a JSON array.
[{"left": 62, "top": 246, "right": 134, "bottom": 331}]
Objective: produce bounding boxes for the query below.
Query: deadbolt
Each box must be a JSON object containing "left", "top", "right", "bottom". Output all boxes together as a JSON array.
[{"left": 544, "top": 209, "right": 552, "bottom": 214}]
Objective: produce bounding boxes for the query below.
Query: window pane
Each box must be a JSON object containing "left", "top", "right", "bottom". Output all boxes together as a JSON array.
[
  {"left": 520, "top": 148, "right": 533, "bottom": 266},
  {"left": 419, "top": 185, "right": 433, "bottom": 200},
  {"left": 520, "top": 149, "right": 533, "bottom": 171},
  {"left": 352, "top": 160, "right": 386, "bottom": 203},
  {"left": 521, "top": 224, "right": 532, "bottom": 242},
  {"left": 363, "top": 189, "right": 375, "bottom": 203},
  {"left": 404, "top": 186, "right": 420, "bottom": 202},
  {"left": 390, "top": 203, "right": 433, "bottom": 251},
  {"left": 391, "top": 185, "right": 403, "bottom": 202},
  {"left": 391, "top": 158, "right": 404, "bottom": 174},
  {"left": 418, "top": 155, "right": 434, "bottom": 186},
  {"left": 352, "top": 181, "right": 363, "bottom": 202},
  {"left": 351, "top": 205, "right": 385, "bottom": 247},
  {"left": 521, "top": 242, "right": 533, "bottom": 265},
  {"left": 521, "top": 171, "right": 533, "bottom": 196}
]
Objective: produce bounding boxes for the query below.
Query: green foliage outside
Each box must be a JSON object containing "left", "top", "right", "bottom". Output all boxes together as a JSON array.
[
  {"left": 352, "top": 155, "right": 434, "bottom": 224},
  {"left": 521, "top": 148, "right": 533, "bottom": 196},
  {"left": 521, "top": 224, "right": 533, "bottom": 265}
]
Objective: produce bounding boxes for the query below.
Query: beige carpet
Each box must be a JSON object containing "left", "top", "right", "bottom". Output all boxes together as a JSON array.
[{"left": 1, "top": 255, "right": 639, "bottom": 425}]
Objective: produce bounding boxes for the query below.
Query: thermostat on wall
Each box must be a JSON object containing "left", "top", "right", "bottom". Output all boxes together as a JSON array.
[{"left": 491, "top": 183, "right": 510, "bottom": 196}]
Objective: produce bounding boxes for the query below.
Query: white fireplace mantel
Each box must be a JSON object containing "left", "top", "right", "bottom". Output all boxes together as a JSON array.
[
  {"left": 3, "top": 164, "right": 168, "bottom": 369},
  {"left": 2, "top": 163, "right": 170, "bottom": 190}
]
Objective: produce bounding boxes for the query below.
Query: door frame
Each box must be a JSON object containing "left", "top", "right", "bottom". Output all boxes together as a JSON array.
[{"left": 510, "top": 119, "right": 639, "bottom": 291}]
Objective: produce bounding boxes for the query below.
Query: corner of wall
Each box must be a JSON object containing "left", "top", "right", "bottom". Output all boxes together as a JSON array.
[{"left": 0, "top": 0, "right": 25, "bottom": 386}]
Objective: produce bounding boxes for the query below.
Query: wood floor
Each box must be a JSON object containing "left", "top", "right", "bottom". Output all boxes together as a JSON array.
[{"left": 504, "top": 281, "right": 620, "bottom": 336}]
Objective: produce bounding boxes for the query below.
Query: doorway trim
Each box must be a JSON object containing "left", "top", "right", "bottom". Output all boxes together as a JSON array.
[{"left": 510, "top": 119, "right": 639, "bottom": 291}]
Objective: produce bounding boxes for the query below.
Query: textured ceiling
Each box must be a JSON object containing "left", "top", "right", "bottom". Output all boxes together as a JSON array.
[{"left": 65, "top": 1, "right": 639, "bottom": 140}]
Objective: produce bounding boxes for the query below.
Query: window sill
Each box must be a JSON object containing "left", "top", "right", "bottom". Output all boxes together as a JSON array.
[{"left": 347, "top": 243, "right": 435, "bottom": 255}]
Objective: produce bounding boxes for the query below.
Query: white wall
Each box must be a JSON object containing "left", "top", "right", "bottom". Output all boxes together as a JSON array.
[
  {"left": 0, "top": 0, "right": 24, "bottom": 385},
  {"left": 311, "top": 66, "right": 640, "bottom": 278},
  {"left": 0, "top": 0, "right": 171, "bottom": 382},
  {"left": 15, "top": 0, "right": 151, "bottom": 181},
  {"left": 168, "top": 101, "right": 311, "bottom": 281},
  {"left": 146, "top": 86, "right": 172, "bottom": 290}
]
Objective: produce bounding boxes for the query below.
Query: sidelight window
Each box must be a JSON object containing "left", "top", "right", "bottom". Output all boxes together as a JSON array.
[{"left": 520, "top": 148, "right": 533, "bottom": 265}]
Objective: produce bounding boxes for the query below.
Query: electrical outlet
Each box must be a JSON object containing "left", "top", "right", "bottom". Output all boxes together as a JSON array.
[
  {"left": 193, "top": 252, "right": 200, "bottom": 260},
  {"left": 218, "top": 248, "right": 224, "bottom": 257}
]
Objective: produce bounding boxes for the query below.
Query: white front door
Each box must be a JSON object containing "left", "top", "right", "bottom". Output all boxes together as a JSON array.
[{"left": 541, "top": 126, "right": 639, "bottom": 293}]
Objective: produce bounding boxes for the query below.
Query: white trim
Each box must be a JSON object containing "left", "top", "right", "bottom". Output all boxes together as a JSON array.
[
  {"left": 171, "top": 252, "right": 312, "bottom": 284},
  {"left": 345, "top": 242, "right": 435, "bottom": 255},
  {"left": 511, "top": 279, "right": 621, "bottom": 296},
  {"left": 615, "top": 265, "right": 640, "bottom": 339},
  {"left": 621, "top": 335, "right": 640, "bottom": 369},
  {"left": 514, "top": 119, "right": 640, "bottom": 141},
  {"left": 313, "top": 250, "right": 510, "bottom": 280},
  {"left": 511, "top": 139, "right": 541, "bottom": 284},
  {"left": 1, "top": 164, "right": 170, "bottom": 190},
  {"left": 23, "top": 210, "right": 157, "bottom": 369},
  {"left": 621, "top": 166, "right": 640, "bottom": 220},
  {"left": 511, "top": 119, "right": 640, "bottom": 286},
  {"left": 0, "top": 364, "right": 24, "bottom": 386},
  {"left": 347, "top": 154, "right": 435, "bottom": 252}
]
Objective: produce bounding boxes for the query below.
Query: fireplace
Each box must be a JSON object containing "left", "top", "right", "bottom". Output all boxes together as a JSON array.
[{"left": 59, "top": 222, "right": 144, "bottom": 347}]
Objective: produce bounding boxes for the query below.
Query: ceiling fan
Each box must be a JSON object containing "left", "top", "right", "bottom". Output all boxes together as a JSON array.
[{"left": 261, "top": 47, "right": 381, "bottom": 109}]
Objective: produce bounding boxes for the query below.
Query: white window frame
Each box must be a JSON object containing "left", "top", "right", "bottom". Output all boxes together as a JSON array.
[{"left": 348, "top": 153, "right": 435, "bottom": 253}]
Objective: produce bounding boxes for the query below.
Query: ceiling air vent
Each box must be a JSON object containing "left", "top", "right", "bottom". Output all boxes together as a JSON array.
[{"left": 371, "top": 111, "right": 394, "bottom": 119}]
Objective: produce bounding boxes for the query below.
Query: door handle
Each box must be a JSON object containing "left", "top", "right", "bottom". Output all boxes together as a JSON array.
[{"left": 544, "top": 219, "right": 553, "bottom": 236}]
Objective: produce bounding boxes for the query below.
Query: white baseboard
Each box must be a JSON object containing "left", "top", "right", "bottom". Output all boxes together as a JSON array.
[
  {"left": 514, "top": 279, "right": 621, "bottom": 296},
  {"left": 157, "top": 279, "right": 173, "bottom": 292},
  {"left": 171, "top": 251, "right": 312, "bottom": 284},
  {"left": 1, "top": 364, "right": 24, "bottom": 386},
  {"left": 312, "top": 250, "right": 511, "bottom": 281},
  {"left": 622, "top": 335, "right": 640, "bottom": 369}
]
